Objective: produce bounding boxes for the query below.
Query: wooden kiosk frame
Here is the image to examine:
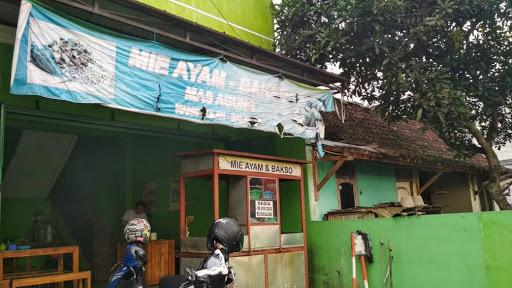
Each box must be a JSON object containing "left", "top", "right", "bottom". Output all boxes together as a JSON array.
[{"left": 178, "top": 149, "right": 309, "bottom": 288}]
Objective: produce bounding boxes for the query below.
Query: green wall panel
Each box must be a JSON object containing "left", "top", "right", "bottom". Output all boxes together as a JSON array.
[
  {"left": 0, "top": 199, "right": 53, "bottom": 241},
  {"left": 315, "top": 160, "right": 339, "bottom": 218},
  {"left": 355, "top": 161, "right": 397, "bottom": 206},
  {"left": 137, "top": 0, "right": 274, "bottom": 49},
  {"left": 279, "top": 180, "right": 302, "bottom": 233},
  {"left": 307, "top": 213, "right": 492, "bottom": 288},
  {"left": 128, "top": 135, "right": 222, "bottom": 240},
  {"left": 480, "top": 212, "right": 512, "bottom": 287}
]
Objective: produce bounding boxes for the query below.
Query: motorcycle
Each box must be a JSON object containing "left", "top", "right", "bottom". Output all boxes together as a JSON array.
[
  {"left": 159, "top": 218, "right": 243, "bottom": 288},
  {"left": 108, "top": 242, "right": 146, "bottom": 288},
  {"left": 108, "top": 218, "right": 150, "bottom": 288}
]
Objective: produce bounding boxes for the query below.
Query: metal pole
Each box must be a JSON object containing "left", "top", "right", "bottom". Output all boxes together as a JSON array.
[
  {"left": 361, "top": 255, "right": 369, "bottom": 288},
  {"left": 351, "top": 232, "right": 357, "bottom": 288},
  {"left": 213, "top": 155, "right": 219, "bottom": 220}
]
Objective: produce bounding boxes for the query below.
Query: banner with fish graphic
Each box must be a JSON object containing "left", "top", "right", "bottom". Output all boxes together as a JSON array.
[{"left": 11, "top": 0, "right": 334, "bottom": 139}]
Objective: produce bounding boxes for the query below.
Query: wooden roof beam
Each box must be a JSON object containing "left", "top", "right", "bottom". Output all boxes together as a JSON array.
[
  {"left": 419, "top": 171, "right": 445, "bottom": 194},
  {"left": 317, "top": 158, "right": 346, "bottom": 191}
]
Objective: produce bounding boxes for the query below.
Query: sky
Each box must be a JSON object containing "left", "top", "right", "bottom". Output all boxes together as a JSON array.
[{"left": 496, "top": 144, "right": 512, "bottom": 161}]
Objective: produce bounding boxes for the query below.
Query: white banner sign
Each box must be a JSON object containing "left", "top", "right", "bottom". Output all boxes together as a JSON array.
[
  {"left": 218, "top": 155, "right": 302, "bottom": 177},
  {"left": 255, "top": 200, "right": 274, "bottom": 218}
]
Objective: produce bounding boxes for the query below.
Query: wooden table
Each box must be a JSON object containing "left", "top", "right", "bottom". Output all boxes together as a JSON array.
[{"left": 0, "top": 246, "right": 79, "bottom": 286}]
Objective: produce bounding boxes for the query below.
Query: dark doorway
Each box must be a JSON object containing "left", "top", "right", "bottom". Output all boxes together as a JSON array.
[{"left": 340, "top": 183, "right": 355, "bottom": 209}]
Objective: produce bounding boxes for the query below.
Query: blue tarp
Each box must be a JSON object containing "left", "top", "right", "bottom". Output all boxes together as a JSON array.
[{"left": 11, "top": 0, "right": 334, "bottom": 139}]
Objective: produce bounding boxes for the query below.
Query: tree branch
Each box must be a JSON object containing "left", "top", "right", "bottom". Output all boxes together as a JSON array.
[
  {"left": 466, "top": 122, "right": 491, "bottom": 155},
  {"left": 466, "top": 122, "right": 511, "bottom": 209},
  {"left": 486, "top": 110, "right": 499, "bottom": 145}
]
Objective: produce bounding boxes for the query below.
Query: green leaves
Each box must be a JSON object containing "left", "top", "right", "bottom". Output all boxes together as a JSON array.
[{"left": 275, "top": 0, "right": 512, "bottom": 156}]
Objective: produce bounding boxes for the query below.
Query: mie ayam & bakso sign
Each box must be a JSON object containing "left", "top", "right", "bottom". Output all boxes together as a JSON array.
[{"left": 218, "top": 155, "right": 302, "bottom": 177}]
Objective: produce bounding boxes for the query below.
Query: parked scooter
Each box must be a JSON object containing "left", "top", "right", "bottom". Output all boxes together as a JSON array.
[
  {"left": 108, "top": 218, "right": 151, "bottom": 288},
  {"left": 158, "top": 218, "right": 244, "bottom": 288}
]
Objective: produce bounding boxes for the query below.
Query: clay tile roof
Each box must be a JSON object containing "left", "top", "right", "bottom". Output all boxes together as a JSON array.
[{"left": 321, "top": 101, "right": 487, "bottom": 172}]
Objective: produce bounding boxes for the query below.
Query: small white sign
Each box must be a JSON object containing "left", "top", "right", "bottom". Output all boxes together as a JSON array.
[{"left": 255, "top": 200, "right": 274, "bottom": 218}]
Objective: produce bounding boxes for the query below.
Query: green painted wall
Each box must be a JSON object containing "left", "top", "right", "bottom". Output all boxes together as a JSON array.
[
  {"left": 0, "top": 199, "right": 53, "bottom": 241},
  {"left": 279, "top": 180, "right": 302, "bottom": 233},
  {"left": 313, "top": 160, "right": 339, "bottom": 219},
  {"left": 355, "top": 161, "right": 397, "bottom": 206},
  {"left": 274, "top": 137, "right": 306, "bottom": 233},
  {"left": 310, "top": 160, "right": 398, "bottom": 219},
  {"left": 480, "top": 212, "right": 512, "bottom": 286},
  {"left": 307, "top": 212, "right": 512, "bottom": 288},
  {"left": 129, "top": 136, "right": 222, "bottom": 240},
  {"left": 137, "top": 0, "right": 274, "bottom": 49}
]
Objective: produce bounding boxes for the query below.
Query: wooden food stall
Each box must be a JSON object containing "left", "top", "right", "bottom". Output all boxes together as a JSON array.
[{"left": 178, "top": 150, "right": 308, "bottom": 288}]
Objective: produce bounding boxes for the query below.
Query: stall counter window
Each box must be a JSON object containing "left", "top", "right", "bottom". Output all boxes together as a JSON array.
[{"left": 249, "top": 177, "right": 278, "bottom": 224}]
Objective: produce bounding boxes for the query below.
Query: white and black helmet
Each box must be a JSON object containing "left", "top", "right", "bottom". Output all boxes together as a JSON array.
[{"left": 207, "top": 218, "right": 244, "bottom": 254}]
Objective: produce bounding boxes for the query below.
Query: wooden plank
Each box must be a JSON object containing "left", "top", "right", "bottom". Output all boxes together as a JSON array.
[
  {"left": 313, "top": 149, "right": 319, "bottom": 201},
  {"left": 0, "top": 280, "right": 9, "bottom": 288},
  {"left": 72, "top": 247, "right": 79, "bottom": 272},
  {"left": 58, "top": 254, "right": 64, "bottom": 288},
  {"left": 0, "top": 254, "right": 4, "bottom": 280},
  {"left": 11, "top": 271, "right": 90, "bottom": 287},
  {"left": 419, "top": 171, "right": 444, "bottom": 195},
  {"left": 168, "top": 240, "right": 175, "bottom": 275},
  {"left": 160, "top": 242, "right": 167, "bottom": 283},
  {"left": 322, "top": 155, "right": 348, "bottom": 161},
  {"left": 412, "top": 169, "right": 419, "bottom": 195},
  {"left": 72, "top": 247, "right": 79, "bottom": 288},
  {"left": 144, "top": 240, "right": 175, "bottom": 285},
  {"left": 4, "top": 270, "right": 67, "bottom": 280},
  {"left": 145, "top": 241, "right": 155, "bottom": 285},
  {"left": 1, "top": 246, "right": 78, "bottom": 259},
  {"left": 24, "top": 259, "right": 30, "bottom": 273},
  {"left": 152, "top": 242, "right": 158, "bottom": 285},
  {"left": 317, "top": 159, "right": 346, "bottom": 191}
]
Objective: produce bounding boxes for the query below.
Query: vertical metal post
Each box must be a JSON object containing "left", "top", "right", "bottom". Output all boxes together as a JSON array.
[
  {"left": 213, "top": 154, "right": 219, "bottom": 220},
  {"left": 300, "top": 176, "right": 309, "bottom": 288},
  {"left": 312, "top": 148, "right": 319, "bottom": 201}
]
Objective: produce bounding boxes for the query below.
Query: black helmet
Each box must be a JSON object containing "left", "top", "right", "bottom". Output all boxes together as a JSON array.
[{"left": 207, "top": 218, "right": 244, "bottom": 253}]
